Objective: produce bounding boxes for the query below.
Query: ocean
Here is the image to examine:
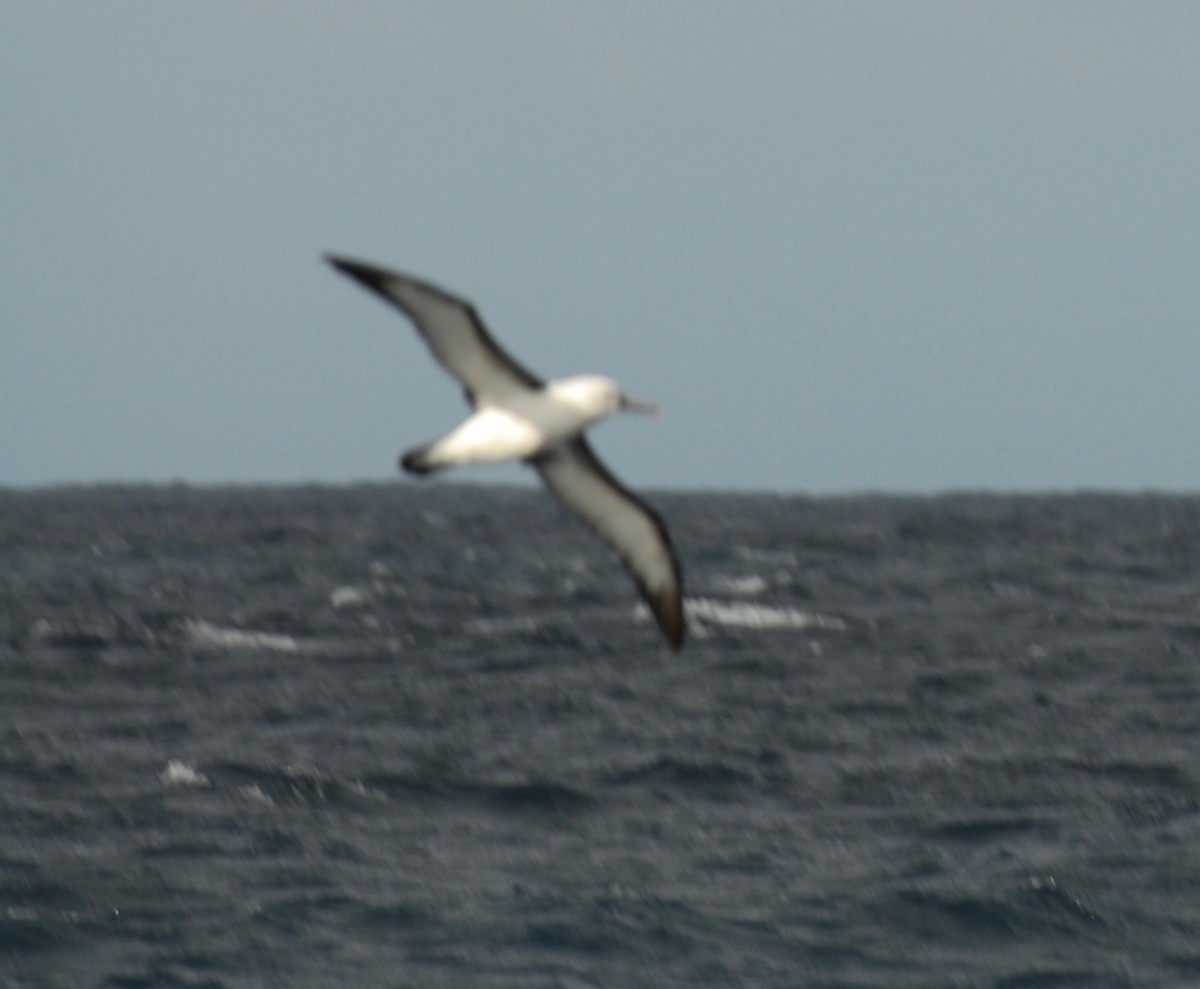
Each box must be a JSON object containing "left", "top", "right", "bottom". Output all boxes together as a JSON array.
[{"left": 2, "top": 484, "right": 1198, "bottom": 988}]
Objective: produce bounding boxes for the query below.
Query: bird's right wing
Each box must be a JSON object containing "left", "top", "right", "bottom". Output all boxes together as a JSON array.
[
  {"left": 533, "top": 438, "right": 684, "bottom": 650},
  {"left": 326, "top": 256, "right": 542, "bottom": 405}
]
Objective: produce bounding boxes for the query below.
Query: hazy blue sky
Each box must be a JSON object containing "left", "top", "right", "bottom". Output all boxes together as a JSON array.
[{"left": 4, "top": 3, "right": 1198, "bottom": 493}]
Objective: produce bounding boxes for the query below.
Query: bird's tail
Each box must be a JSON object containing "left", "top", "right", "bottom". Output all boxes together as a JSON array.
[{"left": 399, "top": 442, "right": 447, "bottom": 476}]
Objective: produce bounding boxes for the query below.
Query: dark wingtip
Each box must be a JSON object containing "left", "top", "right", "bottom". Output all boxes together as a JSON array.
[
  {"left": 666, "top": 612, "right": 685, "bottom": 651},
  {"left": 323, "top": 252, "right": 356, "bottom": 276},
  {"left": 324, "top": 254, "right": 395, "bottom": 299},
  {"left": 400, "top": 446, "right": 442, "bottom": 476},
  {"left": 654, "top": 590, "right": 685, "bottom": 651}
]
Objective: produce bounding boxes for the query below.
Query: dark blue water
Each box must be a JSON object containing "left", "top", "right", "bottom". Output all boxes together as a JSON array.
[{"left": 3, "top": 485, "right": 1199, "bottom": 987}]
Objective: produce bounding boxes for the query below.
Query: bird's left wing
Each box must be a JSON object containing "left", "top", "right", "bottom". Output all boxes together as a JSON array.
[
  {"left": 533, "top": 438, "right": 684, "bottom": 650},
  {"left": 326, "top": 256, "right": 542, "bottom": 405}
]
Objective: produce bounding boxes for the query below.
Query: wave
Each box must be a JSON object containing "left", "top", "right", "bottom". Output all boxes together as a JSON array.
[
  {"left": 28, "top": 614, "right": 153, "bottom": 650},
  {"left": 710, "top": 574, "right": 769, "bottom": 596},
  {"left": 464, "top": 614, "right": 555, "bottom": 637},
  {"left": 605, "top": 755, "right": 755, "bottom": 794},
  {"left": 184, "top": 756, "right": 592, "bottom": 817},
  {"left": 183, "top": 618, "right": 301, "bottom": 653},
  {"left": 194, "top": 760, "right": 388, "bottom": 808},
  {"left": 329, "top": 585, "right": 370, "bottom": 610},
  {"left": 479, "top": 779, "right": 594, "bottom": 815},
  {"left": 685, "top": 598, "right": 847, "bottom": 632},
  {"left": 159, "top": 759, "right": 211, "bottom": 788}
]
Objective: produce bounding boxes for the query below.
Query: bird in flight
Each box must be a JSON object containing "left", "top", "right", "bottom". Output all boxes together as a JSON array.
[{"left": 327, "top": 256, "right": 684, "bottom": 650}]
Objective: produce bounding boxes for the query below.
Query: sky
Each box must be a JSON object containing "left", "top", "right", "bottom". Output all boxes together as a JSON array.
[{"left": 3, "top": 3, "right": 1199, "bottom": 494}]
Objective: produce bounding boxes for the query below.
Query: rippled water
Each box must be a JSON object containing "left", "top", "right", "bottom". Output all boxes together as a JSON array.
[{"left": 3, "top": 485, "right": 1199, "bottom": 987}]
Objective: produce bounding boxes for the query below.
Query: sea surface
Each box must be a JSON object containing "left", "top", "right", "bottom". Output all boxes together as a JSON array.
[{"left": 2, "top": 484, "right": 1199, "bottom": 988}]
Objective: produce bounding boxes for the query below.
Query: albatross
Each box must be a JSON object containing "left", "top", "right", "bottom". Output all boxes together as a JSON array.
[{"left": 326, "top": 256, "right": 685, "bottom": 650}]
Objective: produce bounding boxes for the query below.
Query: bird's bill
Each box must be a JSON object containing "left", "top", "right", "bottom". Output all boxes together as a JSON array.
[{"left": 620, "top": 393, "right": 660, "bottom": 416}]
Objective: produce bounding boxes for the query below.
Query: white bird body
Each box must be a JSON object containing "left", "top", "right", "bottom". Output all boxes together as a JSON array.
[
  {"left": 327, "top": 257, "right": 684, "bottom": 649},
  {"left": 419, "top": 403, "right": 547, "bottom": 468},
  {"left": 417, "top": 375, "right": 634, "bottom": 470}
]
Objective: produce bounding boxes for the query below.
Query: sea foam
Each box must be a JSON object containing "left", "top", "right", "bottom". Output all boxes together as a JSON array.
[{"left": 183, "top": 618, "right": 300, "bottom": 653}]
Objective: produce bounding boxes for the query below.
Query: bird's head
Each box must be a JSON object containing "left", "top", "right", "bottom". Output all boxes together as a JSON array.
[{"left": 553, "top": 375, "right": 660, "bottom": 423}]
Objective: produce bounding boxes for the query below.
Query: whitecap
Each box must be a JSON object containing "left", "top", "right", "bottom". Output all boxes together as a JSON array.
[
  {"left": 160, "top": 759, "right": 210, "bottom": 788},
  {"left": 465, "top": 613, "right": 554, "bottom": 637},
  {"left": 330, "top": 585, "right": 369, "bottom": 610},
  {"left": 711, "top": 574, "right": 769, "bottom": 596},
  {"left": 684, "top": 598, "right": 847, "bottom": 632},
  {"left": 184, "top": 618, "right": 299, "bottom": 653},
  {"left": 734, "top": 546, "right": 797, "bottom": 566},
  {"left": 239, "top": 783, "right": 274, "bottom": 805}
]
